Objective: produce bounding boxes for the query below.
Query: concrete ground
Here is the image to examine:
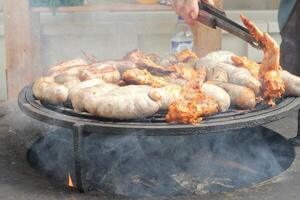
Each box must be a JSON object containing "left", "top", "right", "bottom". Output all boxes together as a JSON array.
[{"left": 0, "top": 101, "right": 300, "bottom": 200}]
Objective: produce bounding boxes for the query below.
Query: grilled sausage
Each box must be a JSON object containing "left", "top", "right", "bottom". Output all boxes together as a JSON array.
[
  {"left": 33, "top": 77, "right": 69, "bottom": 105},
  {"left": 197, "top": 58, "right": 236, "bottom": 74},
  {"left": 71, "top": 83, "right": 119, "bottom": 112},
  {"left": 229, "top": 68, "right": 262, "bottom": 95},
  {"left": 68, "top": 79, "right": 105, "bottom": 100},
  {"left": 108, "top": 85, "right": 153, "bottom": 95},
  {"left": 202, "top": 50, "right": 236, "bottom": 64},
  {"left": 95, "top": 94, "right": 160, "bottom": 119},
  {"left": 206, "top": 67, "right": 229, "bottom": 82},
  {"left": 148, "top": 85, "right": 182, "bottom": 110},
  {"left": 208, "top": 81, "right": 256, "bottom": 109},
  {"left": 280, "top": 70, "right": 300, "bottom": 96},
  {"left": 197, "top": 59, "right": 261, "bottom": 95},
  {"left": 201, "top": 83, "right": 231, "bottom": 112},
  {"left": 54, "top": 74, "right": 81, "bottom": 90}
]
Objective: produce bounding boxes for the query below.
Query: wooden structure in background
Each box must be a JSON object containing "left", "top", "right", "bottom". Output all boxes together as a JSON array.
[
  {"left": 3, "top": 1, "right": 222, "bottom": 99},
  {"left": 4, "top": 0, "right": 41, "bottom": 99},
  {"left": 192, "top": 0, "right": 223, "bottom": 57}
]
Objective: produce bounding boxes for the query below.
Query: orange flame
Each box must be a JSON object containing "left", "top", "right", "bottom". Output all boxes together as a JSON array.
[{"left": 67, "top": 173, "right": 74, "bottom": 188}]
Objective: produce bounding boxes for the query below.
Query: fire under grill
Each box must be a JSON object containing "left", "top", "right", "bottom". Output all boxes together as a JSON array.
[{"left": 18, "top": 85, "right": 300, "bottom": 196}]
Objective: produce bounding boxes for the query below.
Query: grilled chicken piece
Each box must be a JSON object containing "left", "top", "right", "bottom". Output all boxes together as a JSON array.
[
  {"left": 163, "top": 75, "right": 187, "bottom": 86},
  {"left": 201, "top": 83, "right": 231, "bottom": 112},
  {"left": 176, "top": 50, "right": 199, "bottom": 69},
  {"left": 33, "top": 77, "right": 69, "bottom": 105},
  {"left": 208, "top": 81, "right": 256, "bottom": 110},
  {"left": 122, "top": 68, "right": 169, "bottom": 88},
  {"left": 241, "top": 15, "right": 285, "bottom": 106},
  {"left": 161, "top": 63, "right": 199, "bottom": 86},
  {"left": 166, "top": 68, "right": 219, "bottom": 124},
  {"left": 175, "top": 49, "right": 198, "bottom": 63},
  {"left": 124, "top": 49, "right": 174, "bottom": 75},
  {"left": 159, "top": 49, "right": 198, "bottom": 68},
  {"left": 166, "top": 95, "right": 218, "bottom": 125},
  {"left": 79, "top": 63, "right": 121, "bottom": 83},
  {"left": 167, "top": 63, "right": 198, "bottom": 81},
  {"left": 151, "top": 74, "right": 230, "bottom": 112}
]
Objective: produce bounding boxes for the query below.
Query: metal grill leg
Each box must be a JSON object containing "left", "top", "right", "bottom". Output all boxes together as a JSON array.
[
  {"left": 73, "top": 123, "right": 86, "bottom": 192},
  {"left": 289, "top": 110, "right": 300, "bottom": 146}
]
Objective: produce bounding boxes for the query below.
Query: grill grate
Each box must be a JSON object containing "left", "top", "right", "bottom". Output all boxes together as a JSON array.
[
  {"left": 40, "top": 100, "right": 279, "bottom": 124},
  {"left": 19, "top": 85, "right": 300, "bottom": 135}
]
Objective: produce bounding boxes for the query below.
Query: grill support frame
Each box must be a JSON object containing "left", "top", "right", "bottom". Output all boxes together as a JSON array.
[
  {"left": 287, "top": 110, "right": 300, "bottom": 146},
  {"left": 73, "top": 123, "right": 86, "bottom": 192}
]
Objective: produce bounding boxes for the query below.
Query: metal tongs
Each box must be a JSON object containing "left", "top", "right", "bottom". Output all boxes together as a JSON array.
[{"left": 197, "top": 1, "right": 264, "bottom": 49}]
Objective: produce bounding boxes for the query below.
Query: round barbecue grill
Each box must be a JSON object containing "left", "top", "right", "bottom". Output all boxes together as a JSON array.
[
  {"left": 19, "top": 85, "right": 300, "bottom": 136},
  {"left": 18, "top": 85, "right": 300, "bottom": 193}
]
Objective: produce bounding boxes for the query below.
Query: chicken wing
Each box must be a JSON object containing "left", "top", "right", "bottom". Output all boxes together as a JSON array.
[
  {"left": 241, "top": 15, "right": 285, "bottom": 106},
  {"left": 124, "top": 49, "right": 174, "bottom": 75},
  {"left": 122, "top": 68, "right": 169, "bottom": 88}
]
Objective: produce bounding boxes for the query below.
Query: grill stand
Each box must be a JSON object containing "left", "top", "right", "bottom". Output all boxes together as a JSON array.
[
  {"left": 288, "top": 110, "right": 300, "bottom": 146},
  {"left": 73, "top": 123, "right": 89, "bottom": 192}
]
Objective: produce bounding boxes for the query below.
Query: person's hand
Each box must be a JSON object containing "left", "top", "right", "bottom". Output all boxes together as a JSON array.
[{"left": 171, "top": 0, "right": 215, "bottom": 26}]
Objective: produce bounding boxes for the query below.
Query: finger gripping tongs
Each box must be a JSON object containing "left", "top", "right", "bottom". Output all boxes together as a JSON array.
[{"left": 197, "top": 1, "right": 264, "bottom": 49}]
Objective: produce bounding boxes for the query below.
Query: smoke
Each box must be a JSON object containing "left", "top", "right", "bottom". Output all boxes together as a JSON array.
[
  {"left": 3, "top": 101, "right": 61, "bottom": 162},
  {"left": 25, "top": 125, "right": 294, "bottom": 197}
]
